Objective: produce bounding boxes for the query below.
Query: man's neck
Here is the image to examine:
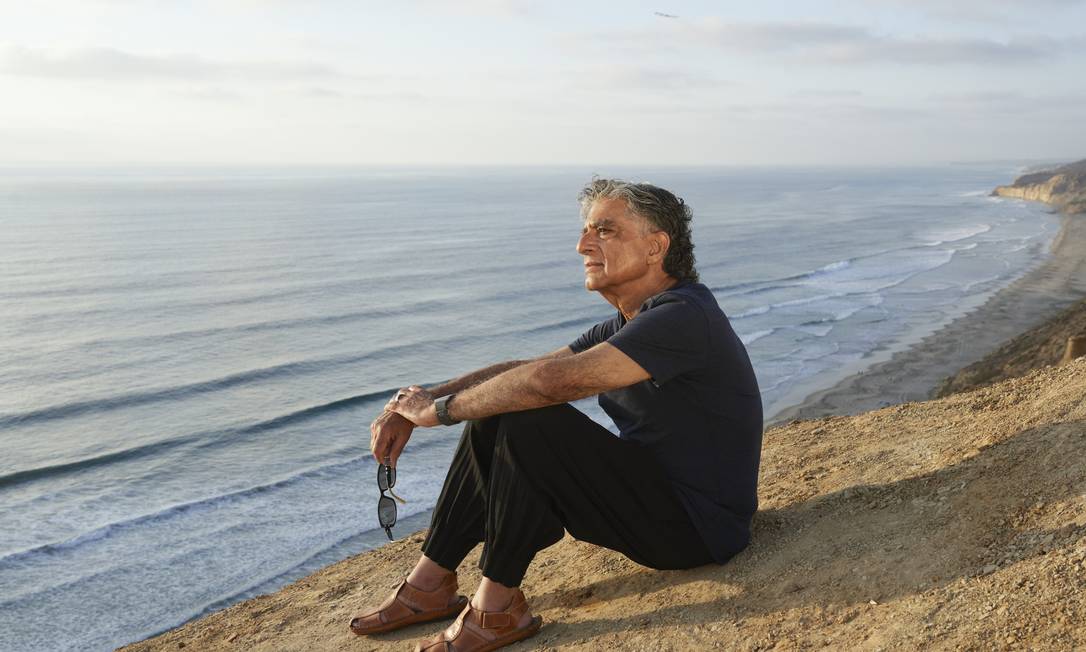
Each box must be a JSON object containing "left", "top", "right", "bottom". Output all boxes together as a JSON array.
[{"left": 602, "top": 274, "right": 682, "bottom": 321}]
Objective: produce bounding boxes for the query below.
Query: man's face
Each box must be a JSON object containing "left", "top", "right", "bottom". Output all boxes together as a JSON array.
[{"left": 576, "top": 197, "right": 660, "bottom": 293}]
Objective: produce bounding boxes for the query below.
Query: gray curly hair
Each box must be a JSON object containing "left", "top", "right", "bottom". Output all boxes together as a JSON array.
[{"left": 577, "top": 178, "right": 699, "bottom": 284}]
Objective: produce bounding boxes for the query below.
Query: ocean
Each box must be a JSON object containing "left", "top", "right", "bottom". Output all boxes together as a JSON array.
[{"left": 0, "top": 164, "right": 1059, "bottom": 651}]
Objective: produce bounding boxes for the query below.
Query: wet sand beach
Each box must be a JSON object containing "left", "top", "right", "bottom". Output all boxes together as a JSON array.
[{"left": 766, "top": 210, "right": 1086, "bottom": 427}]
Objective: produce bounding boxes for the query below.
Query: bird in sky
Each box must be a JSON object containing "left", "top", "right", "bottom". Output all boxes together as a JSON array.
[{"left": 654, "top": 11, "right": 679, "bottom": 18}]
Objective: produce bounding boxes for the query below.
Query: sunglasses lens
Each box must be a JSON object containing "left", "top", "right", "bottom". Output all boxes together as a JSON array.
[
  {"left": 377, "top": 464, "right": 396, "bottom": 491},
  {"left": 378, "top": 495, "right": 397, "bottom": 527}
]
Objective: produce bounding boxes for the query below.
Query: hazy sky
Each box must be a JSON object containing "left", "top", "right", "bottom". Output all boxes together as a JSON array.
[{"left": 2, "top": 0, "right": 1084, "bottom": 166}]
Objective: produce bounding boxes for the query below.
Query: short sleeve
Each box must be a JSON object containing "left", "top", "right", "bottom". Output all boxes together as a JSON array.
[
  {"left": 606, "top": 297, "right": 708, "bottom": 385},
  {"left": 569, "top": 315, "right": 621, "bottom": 353}
]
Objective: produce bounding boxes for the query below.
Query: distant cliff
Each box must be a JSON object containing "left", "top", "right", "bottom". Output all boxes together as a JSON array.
[{"left": 992, "top": 159, "right": 1086, "bottom": 214}]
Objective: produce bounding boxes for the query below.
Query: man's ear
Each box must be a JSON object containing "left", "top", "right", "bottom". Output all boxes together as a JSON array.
[{"left": 648, "top": 231, "right": 671, "bottom": 264}]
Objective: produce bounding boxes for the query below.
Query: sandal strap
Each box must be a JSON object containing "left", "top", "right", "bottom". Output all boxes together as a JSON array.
[
  {"left": 416, "top": 592, "right": 537, "bottom": 652},
  {"left": 397, "top": 574, "right": 459, "bottom": 613},
  {"left": 474, "top": 591, "right": 528, "bottom": 630}
]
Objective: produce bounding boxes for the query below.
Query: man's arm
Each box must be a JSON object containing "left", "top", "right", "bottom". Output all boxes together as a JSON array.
[
  {"left": 387, "top": 342, "right": 650, "bottom": 426},
  {"left": 424, "top": 346, "right": 574, "bottom": 398},
  {"left": 369, "top": 346, "right": 573, "bottom": 464}
]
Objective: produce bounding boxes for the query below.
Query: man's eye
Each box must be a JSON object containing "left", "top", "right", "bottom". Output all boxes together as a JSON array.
[{"left": 597, "top": 228, "right": 611, "bottom": 235}]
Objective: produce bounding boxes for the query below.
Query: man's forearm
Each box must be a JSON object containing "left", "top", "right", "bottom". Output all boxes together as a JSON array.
[
  {"left": 386, "top": 344, "right": 645, "bottom": 427},
  {"left": 446, "top": 358, "right": 592, "bottom": 422},
  {"left": 424, "top": 360, "right": 531, "bottom": 398}
]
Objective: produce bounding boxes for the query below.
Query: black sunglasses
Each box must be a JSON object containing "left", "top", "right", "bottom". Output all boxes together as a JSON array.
[{"left": 377, "top": 461, "right": 401, "bottom": 540}]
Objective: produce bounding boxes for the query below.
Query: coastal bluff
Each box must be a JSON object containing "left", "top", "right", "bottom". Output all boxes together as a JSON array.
[
  {"left": 935, "top": 296, "right": 1086, "bottom": 398},
  {"left": 123, "top": 357, "right": 1086, "bottom": 651},
  {"left": 992, "top": 159, "right": 1086, "bottom": 214}
]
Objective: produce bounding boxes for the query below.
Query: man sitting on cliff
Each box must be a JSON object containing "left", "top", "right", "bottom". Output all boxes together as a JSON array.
[{"left": 350, "top": 179, "right": 764, "bottom": 651}]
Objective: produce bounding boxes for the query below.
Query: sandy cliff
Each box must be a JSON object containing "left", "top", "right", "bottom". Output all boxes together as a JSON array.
[
  {"left": 992, "top": 160, "right": 1086, "bottom": 214},
  {"left": 122, "top": 357, "right": 1086, "bottom": 652},
  {"left": 935, "top": 297, "right": 1086, "bottom": 398}
]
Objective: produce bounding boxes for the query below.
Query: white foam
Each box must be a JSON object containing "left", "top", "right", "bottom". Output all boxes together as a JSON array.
[
  {"left": 920, "top": 223, "right": 991, "bottom": 246},
  {"left": 731, "top": 304, "right": 772, "bottom": 319},
  {"left": 739, "top": 328, "right": 775, "bottom": 345}
]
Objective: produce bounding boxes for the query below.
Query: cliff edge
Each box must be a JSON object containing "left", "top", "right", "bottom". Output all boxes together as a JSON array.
[
  {"left": 992, "top": 159, "right": 1086, "bottom": 214},
  {"left": 122, "top": 357, "right": 1086, "bottom": 651},
  {"left": 935, "top": 297, "right": 1086, "bottom": 398}
]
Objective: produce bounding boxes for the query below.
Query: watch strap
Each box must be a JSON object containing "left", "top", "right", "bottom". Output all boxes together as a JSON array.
[{"left": 435, "top": 394, "right": 461, "bottom": 426}]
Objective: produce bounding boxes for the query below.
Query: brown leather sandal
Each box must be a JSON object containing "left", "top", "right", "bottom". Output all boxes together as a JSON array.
[
  {"left": 349, "top": 574, "right": 469, "bottom": 636},
  {"left": 414, "top": 589, "right": 543, "bottom": 652}
]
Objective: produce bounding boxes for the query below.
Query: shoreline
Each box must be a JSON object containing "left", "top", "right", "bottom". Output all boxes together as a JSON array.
[{"left": 765, "top": 209, "right": 1086, "bottom": 428}]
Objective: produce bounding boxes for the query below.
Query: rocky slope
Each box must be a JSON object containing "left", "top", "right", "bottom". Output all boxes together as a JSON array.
[
  {"left": 934, "top": 297, "right": 1086, "bottom": 398},
  {"left": 123, "top": 357, "right": 1086, "bottom": 652},
  {"left": 992, "top": 159, "right": 1086, "bottom": 214}
]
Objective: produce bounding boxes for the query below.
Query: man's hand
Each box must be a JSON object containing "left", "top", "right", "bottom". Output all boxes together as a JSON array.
[
  {"left": 385, "top": 385, "right": 440, "bottom": 428},
  {"left": 370, "top": 409, "right": 415, "bottom": 467}
]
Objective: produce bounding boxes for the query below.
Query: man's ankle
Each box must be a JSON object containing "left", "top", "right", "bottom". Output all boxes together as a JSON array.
[
  {"left": 471, "top": 582, "right": 515, "bottom": 612},
  {"left": 406, "top": 564, "right": 453, "bottom": 591}
]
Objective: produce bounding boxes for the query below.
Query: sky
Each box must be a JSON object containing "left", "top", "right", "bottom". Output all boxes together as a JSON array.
[{"left": 1, "top": 0, "right": 1084, "bottom": 166}]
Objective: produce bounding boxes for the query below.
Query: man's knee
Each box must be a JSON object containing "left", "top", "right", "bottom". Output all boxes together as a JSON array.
[
  {"left": 461, "top": 415, "right": 500, "bottom": 452},
  {"left": 494, "top": 404, "right": 575, "bottom": 449}
]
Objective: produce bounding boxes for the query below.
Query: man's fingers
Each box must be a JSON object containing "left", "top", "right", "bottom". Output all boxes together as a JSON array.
[
  {"left": 372, "top": 435, "right": 389, "bottom": 463},
  {"left": 388, "top": 434, "right": 409, "bottom": 467}
]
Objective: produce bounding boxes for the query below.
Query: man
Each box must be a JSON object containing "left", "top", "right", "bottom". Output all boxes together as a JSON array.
[{"left": 350, "top": 179, "right": 763, "bottom": 652}]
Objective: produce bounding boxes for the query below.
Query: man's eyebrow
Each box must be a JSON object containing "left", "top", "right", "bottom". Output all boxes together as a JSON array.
[{"left": 583, "top": 218, "right": 617, "bottom": 229}]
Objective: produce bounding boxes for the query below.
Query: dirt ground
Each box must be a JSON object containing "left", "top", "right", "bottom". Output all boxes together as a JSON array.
[{"left": 122, "top": 357, "right": 1086, "bottom": 652}]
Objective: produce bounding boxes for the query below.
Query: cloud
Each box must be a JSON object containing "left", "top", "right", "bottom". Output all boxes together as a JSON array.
[
  {"left": 175, "top": 86, "right": 245, "bottom": 101},
  {"left": 297, "top": 86, "right": 348, "bottom": 99},
  {"left": 856, "top": 0, "right": 1086, "bottom": 23},
  {"left": 929, "top": 90, "right": 1086, "bottom": 114},
  {"left": 294, "top": 87, "right": 426, "bottom": 102},
  {"left": 412, "top": 0, "right": 540, "bottom": 17},
  {"left": 564, "top": 64, "right": 734, "bottom": 94},
  {"left": 692, "top": 19, "right": 1072, "bottom": 64},
  {"left": 578, "top": 19, "right": 1083, "bottom": 65},
  {"left": 0, "top": 45, "right": 341, "bottom": 81},
  {"left": 791, "top": 89, "right": 864, "bottom": 98}
]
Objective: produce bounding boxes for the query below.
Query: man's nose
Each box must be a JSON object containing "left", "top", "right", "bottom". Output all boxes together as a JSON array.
[{"left": 576, "top": 231, "right": 593, "bottom": 254}]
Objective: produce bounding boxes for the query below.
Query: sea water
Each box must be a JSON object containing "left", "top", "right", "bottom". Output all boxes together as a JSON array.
[{"left": 0, "top": 165, "right": 1059, "bottom": 651}]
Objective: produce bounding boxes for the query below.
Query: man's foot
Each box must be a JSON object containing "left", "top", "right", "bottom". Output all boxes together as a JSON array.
[
  {"left": 415, "top": 589, "right": 542, "bottom": 652},
  {"left": 348, "top": 573, "right": 468, "bottom": 636}
]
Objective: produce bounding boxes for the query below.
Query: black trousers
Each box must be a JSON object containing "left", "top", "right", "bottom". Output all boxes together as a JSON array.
[{"left": 420, "top": 403, "right": 713, "bottom": 587}]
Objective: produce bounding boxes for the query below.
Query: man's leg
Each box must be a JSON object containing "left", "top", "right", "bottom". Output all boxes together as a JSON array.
[
  {"left": 469, "top": 403, "right": 712, "bottom": 612},
  {"left": 350, "top": 416, "right": 502, "bottom": 635},
  {"left": 416, "top": 415, "right": 502, "bottom": 579}
]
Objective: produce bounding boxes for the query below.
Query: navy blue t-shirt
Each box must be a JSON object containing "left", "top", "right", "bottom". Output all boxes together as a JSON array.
[{"left": 569, "top": 281, "right": 763, "bottom": 562}]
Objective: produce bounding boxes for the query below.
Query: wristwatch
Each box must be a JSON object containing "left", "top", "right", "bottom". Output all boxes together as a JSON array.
[{"left": 434, "top": 394, "right": 461, "bottom": 426}]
